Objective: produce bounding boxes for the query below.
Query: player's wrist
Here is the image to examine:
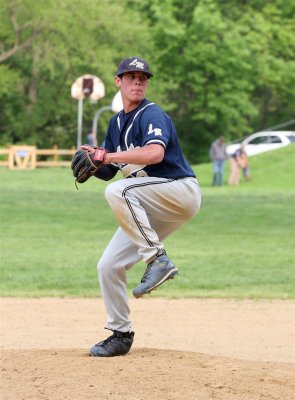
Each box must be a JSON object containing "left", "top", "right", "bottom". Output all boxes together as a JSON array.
[{"left": 103, "top": 152, "right": 112, "bottom": 164}]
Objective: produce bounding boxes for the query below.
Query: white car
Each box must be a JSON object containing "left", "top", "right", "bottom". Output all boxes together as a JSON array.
[{"left": 226, "top": 131, "right": 295, "bottom": 157}]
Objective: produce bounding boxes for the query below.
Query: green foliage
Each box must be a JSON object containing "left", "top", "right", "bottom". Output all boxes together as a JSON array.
[
  {"left": 142, "top": 0, "right": 295, "bottom": 162},
  {"left": 0, "top": 0, "right": 294, "bottom": 161},
  {"left": 0, "top": 145, "right": 294, "bottom": 298},
  {"left": 0, "top": 0, "right": 162, "bottom": 147}
]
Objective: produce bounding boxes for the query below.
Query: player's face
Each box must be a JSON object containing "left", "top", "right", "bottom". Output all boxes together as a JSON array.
[{"left": 115, "top": 72, "right": 148, "bottom": 105}]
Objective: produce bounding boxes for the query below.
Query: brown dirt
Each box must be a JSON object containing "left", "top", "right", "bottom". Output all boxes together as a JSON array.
[{"left": 1, "top": 298, "right": 294, "bottom": 400}]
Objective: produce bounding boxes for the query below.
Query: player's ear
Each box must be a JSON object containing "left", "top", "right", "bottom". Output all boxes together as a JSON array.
[{"left": 115, "top": 76, "right": 121, "bottom": 88}]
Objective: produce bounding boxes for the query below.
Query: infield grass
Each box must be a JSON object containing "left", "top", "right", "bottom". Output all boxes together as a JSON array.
[{"left": 0, "top": 145, "right": 294, "bottom": 299}]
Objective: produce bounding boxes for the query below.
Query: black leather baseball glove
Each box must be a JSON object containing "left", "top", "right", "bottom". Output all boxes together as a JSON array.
[{"left": 71, "top": 145, "right": 108, "bottom": 187}]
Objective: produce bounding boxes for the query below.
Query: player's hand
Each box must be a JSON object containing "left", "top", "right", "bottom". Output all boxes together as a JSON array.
[
  {"left": 80, "top": 145, "right": 96, "bottom": 153},
  {"left": 71, "top": 145, "right": 108, "bottom": 186}
]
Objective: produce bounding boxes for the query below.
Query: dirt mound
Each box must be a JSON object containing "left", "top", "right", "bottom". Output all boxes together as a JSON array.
[{"left": 1, "top": 298, "right": 294, "bottom": 399}]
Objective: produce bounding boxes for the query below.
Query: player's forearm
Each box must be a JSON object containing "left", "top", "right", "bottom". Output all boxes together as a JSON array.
[{"left": 104, "top": 144, "right": 164, "bottom": 165}]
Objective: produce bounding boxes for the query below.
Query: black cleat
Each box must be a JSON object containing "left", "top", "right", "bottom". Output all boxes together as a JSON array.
[
  {"left": 90, "top": 329, "right": 134, "bottom": 357},
  {"left": 133, "top": 254, "right": 178, "bottom": 298}
]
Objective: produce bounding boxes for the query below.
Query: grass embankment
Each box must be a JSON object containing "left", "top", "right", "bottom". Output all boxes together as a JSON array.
[{"left": 0, "top": 145, "right": 294, "bottom": 298}]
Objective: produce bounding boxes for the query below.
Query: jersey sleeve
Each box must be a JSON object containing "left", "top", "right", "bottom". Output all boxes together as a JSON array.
[
  {"left": 94, "top": 164, "right": 118, "bottom": 181},
  {"left": 140, "top": 107, "right": 171, "bottom": 149}
]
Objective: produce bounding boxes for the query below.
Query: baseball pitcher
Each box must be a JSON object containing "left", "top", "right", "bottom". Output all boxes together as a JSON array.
[{"left": 71, "top": 56, "right": 202, "bottom": 357}]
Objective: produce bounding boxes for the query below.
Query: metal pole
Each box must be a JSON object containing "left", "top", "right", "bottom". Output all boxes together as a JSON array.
[
  {"left": 77, "top": 98, "right": 83, "bottom": 148},
  {"left": 92, "top": 105, "right": 112, "bottom": 144}
]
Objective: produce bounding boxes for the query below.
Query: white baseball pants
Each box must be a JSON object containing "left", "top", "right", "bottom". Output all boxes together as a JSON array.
[{"left": 97, "top": 176, "right": 202, "bottom": 332}]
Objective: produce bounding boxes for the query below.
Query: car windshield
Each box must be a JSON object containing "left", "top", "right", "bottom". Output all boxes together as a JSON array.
[{"left": 230, "top": 135, "right": 249, "bottom": 144}]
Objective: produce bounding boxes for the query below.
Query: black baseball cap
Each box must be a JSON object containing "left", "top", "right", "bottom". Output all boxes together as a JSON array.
[{"left": 116, "top": 56, "right": 153, "bottom": 78}]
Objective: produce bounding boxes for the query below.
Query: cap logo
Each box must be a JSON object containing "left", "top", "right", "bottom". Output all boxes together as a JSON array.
[{"left": 129, "top": 59, "right": 145, "bottom": 70}]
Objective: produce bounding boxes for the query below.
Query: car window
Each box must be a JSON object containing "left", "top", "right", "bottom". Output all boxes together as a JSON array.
[
  {"left": 269, "top": 136, "right": 282, "bottom": 143},
  {"left": 287, "top": 135, "right": 295, "bottom": 142},
  {"left": 247, "top": 136, "right": 269, "bottom": 145}
]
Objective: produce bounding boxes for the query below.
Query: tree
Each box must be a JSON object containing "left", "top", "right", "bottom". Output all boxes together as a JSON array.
[
  {"left": 0, "top": 0, "right": 162, "bottom": 148},
  {"left": 128, "top": 0, "right": 295, "bottom": 161},
  {"left": 1, "top": 0, "right": 294, "bottom": 162}
]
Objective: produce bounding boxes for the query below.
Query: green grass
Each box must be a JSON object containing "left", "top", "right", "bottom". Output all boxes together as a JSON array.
[{"left": 0, "top": 145, "right": 294, "bottom": 299}]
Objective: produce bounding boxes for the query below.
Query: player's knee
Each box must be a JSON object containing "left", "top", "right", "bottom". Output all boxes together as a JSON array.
[
  {"left": 97, "top": 258, "right": 127, "bottom": 284},
  {"left": 97, "top": 258, "right": 112, "bottom": 277},
  {"left": 97, "top": 250, "right": 123, "bottom": 275},
  {"left": 183, "top": 192, "right": 201, "bottom": 220}
]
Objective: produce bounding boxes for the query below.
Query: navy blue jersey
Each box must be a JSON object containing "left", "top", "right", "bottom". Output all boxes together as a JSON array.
[{"left": 104, "top": 99, "right": 195, "bottom": 179}]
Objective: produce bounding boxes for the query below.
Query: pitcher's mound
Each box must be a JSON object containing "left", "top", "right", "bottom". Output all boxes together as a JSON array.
[{"left": 1, "top": 298, "right": 294, "bottom": 399}]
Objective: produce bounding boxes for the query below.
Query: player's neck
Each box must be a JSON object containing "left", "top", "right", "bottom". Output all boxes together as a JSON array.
[{"left": 123, "top": 99, "right": 144, "bottom": 114}]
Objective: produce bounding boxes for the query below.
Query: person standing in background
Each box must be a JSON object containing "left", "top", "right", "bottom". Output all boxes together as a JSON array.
[
  {"left": 209, "top": 136, "right": 228, "bottom": 186},
  {"left": 228, "top": 145, "right": 251, "bottom": 185},
  {"left": 86, "top": 129, "right": 98, "bottom": 146},
  {"left": 239, "top": 145, "right": 251, "bottom": 181},
  {"left": 228, "top": 149, "right": 241, "bottom": 185}
]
